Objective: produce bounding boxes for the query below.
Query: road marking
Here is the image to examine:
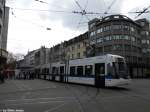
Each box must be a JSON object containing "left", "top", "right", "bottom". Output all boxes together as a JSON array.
[
  {"left": 44, "top": 103, "right": 66, "bottom": 112},
  {"left": 6, "top": 100, "right": 65, "bottom": 106},
  {"left": 1, "top": 97, "right": 75, "bottom": 102}
]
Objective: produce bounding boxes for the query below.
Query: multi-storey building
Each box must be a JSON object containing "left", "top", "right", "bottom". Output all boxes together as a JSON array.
[
  {"left": 34, "top": 46, "right": 49, "bottom": 66},
  {"left": 49, "top": 43, "right": 65, "bottom": 63},
  {"left": 49, "top": 32, "right": 88, "bottom": 63},
  {"left": 88, "top": 14, "right": 150, "bottom": 78},
  {"left": 0, "top": 0, "right": 9, "bottom": 68},
  {"left": 65, "top": 32, "right": 88, "bottom": 60}
]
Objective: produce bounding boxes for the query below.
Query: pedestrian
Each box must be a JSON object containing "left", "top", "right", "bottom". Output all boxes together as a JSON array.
[{"left": 0, "top": 70, "right": 5, "bottom": 83}]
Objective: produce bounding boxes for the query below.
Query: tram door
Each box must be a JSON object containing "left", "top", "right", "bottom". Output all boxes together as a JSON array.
[{"left": 95, "top": 63, "right": 105, "bottom": 88}]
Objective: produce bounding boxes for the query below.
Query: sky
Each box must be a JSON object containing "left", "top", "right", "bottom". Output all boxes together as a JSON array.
[{"left": 6, "top": 0, "right": 150, "bottom": 55}]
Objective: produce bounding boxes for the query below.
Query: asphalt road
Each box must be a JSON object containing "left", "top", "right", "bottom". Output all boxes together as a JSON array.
[{"left": 0, "top": 79, "right": 150, "bottom": 112}]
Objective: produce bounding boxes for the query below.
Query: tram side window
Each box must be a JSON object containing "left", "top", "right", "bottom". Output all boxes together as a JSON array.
[
  {"left": 52, "top": 67, "right": 56, "bottom": 74},
  {"left": 95, "top": 63, "right": 105, "bottom": 75},
  {"left": 52, "top": 67, "right": 59, "bottom": 75},
  {"left": 60, "top": 66, "right": 64, "bottom": 74},
  {"left": 100, "top": 64, "right": 105, "bottom": 74},
  {"left": 70, "top": 66, "right": 75, "bottom": 76},
  {"left": 85, "top": 65, "right": 93, "bottom": 76},
  {"left": 77, "top": 66, "right": 83, "bottom": 76},
  {"left": 45, "top": 68, "right": 49, "bottom": 74}
]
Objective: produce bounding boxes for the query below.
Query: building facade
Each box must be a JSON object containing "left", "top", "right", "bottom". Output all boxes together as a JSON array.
[
  {"left": 65, "top": 32, "right": 88, "bottom": 60},
  {"left": 88, "top": 15, "right": 150, "bottom": 78},
  {"left": 0, "top": 0, "right": 9, "bottom": 69}
]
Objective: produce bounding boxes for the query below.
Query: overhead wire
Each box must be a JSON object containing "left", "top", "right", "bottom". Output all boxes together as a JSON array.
[
  {"left": 9, "top": 7, "right": 73, "bottom": 13},
  {"left": 10, "top": 8, "right": 51, "bottom": 30}
]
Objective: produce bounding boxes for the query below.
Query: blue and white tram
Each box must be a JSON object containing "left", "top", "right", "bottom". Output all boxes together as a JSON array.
[
  {"left": 67, "top": 54, "right": 130, "bottom": 87},
  {"left": 39, "top": 54, "right": 130, "bottom": 87},
  {"left": 50, "top": 62, "right": 65, "bottom": 81}
]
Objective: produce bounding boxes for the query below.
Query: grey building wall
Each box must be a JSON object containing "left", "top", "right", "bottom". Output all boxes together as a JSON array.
[
  {"left": 0, "top": 0, "right": 9, "bottom": 68},
  {"left": 2, "top": 6, "right": 9, "bottom": 50},
  {"left": 0, "top": 0, "right": 5, "bottom": 49}
]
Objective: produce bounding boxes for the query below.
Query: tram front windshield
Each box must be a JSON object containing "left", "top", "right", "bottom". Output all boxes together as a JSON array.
[
  {"left": 114, "top": 58, "right": 128, "bottom": 79},
  {"left": 107, "top": 57, "right": 128, "bottom": 79}
]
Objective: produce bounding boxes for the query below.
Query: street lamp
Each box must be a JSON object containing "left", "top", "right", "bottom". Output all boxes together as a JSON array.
[{"left": 46, "top": 27, "right": 51, "bottom": 30}]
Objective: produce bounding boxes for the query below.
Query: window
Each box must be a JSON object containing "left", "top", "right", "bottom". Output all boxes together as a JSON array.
[
  {"left": 104, "top": 17, "right": 110, "bottom": 20},
  {"left": 123, "top": 16, "right": 128, "bottom": 19},
  {"left": 85, "top": 65, "right": 93, "bottom": 75},
  {"left": 112, "top": 25, "right": 121, "bottom": 30},
  {"left": 90, "top": 31, "right": 96, "bottom": 37},
  {"left": 106, "top": 26, "right": 110, "bottom": 31},
  {"left": 77, "top": 66, "right": 83, "bottom": 76},
  {"left": 124, "top": 35, "right": 130, "bottom": 40},
  {"left": 116, "top": 35, "right": 120, "bottom": 40},
  {"left": 70, "top": 66, "right": 76, "bottom": 75},
  {"left": 77, "top": 52, "right": 80, "bottom": 58},
  {"left": 113, "top": 45, "right": 123, "bottom": 50},
  {"left": 95, "top": 63, "right": 105, "bottom": 75},
  {"left": 146, "top": 31, "right": 149, "bottom": 36},
  {"left": 141, "top": 31, "right": 149, "bottom": 35},
  {"left": 72, "top": 46, "right": 75, "bottom": 51},
  {"left": 60, "top": 66, "right": 64, "bottom": 74},
  {"left": 97, "top": 28, "right": 103, "bottom": 33},
  {"left": 105, "top": 36, "right": 110, "bottom": 41},
  {"left": 97, "top": 38, "right": 103, "bottom": 43},
  {"left": 89, "top": 23, "right": 95, "bottom": 29},
  {"left": 147, "top": 40, "right": 150, "bottom": 44},
  {"left": 123, "top": 25, "right": 130, "bottom": 30},
  {"left": 140, "top": 22, "right": 145, "bottom": 26},
  {"left": 130, "top": 27, "right": 135, "bottom": 32},
  {"left": 103, "top": 26, "right": 110, "bottom": 31},
  {"left": 112, "top": 35, "right": 120, "bottom": 40},
  {"left": 142, "top": 39, "right": 146, "bottom": 44},
  {"left": 83, "top": 51, "right": 86, "bottom": 56},
  {"left": 77, "top": 44, "right": 80, "bottom": 49},
  {"left": 131, "top": 37, "right": 136, "bottom": 42},
  {"left": 52, "top": 67, "right": 58, "bottom": 74},
  {"left": 72, "top": 54, "right": 74, "bottom": 59}
]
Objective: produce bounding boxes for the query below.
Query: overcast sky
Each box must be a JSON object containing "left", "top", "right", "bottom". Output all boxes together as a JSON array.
[{"left": 6, "top": 0, "right": 150, "bottom": 55}]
